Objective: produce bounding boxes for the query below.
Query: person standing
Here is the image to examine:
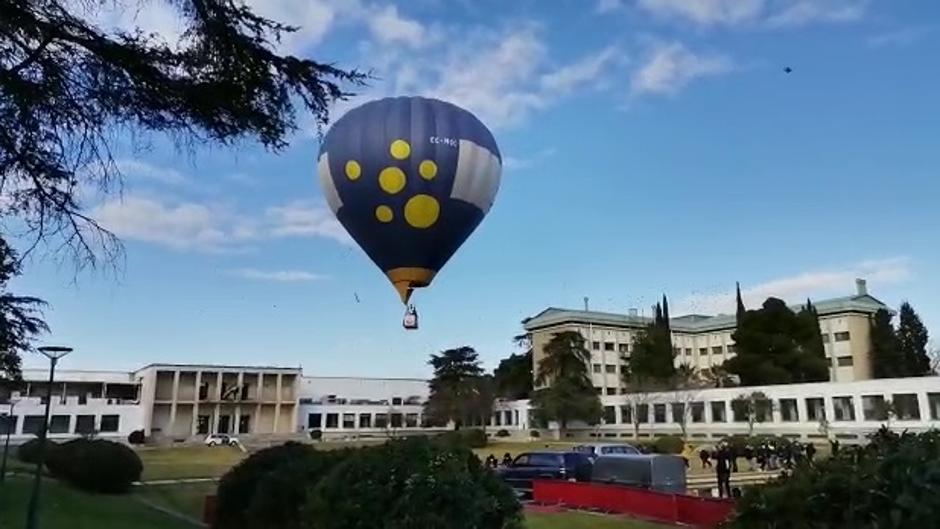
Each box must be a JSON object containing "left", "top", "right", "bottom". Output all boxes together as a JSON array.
[
  {"left": 716, "top": 444, "right": 733, "bottom": 498},
  {"left": 805, "top": 442, "right": 817, "bottom": 462},
  {"left": 700, "top": 448, "right": 712, "bottom": 469}
]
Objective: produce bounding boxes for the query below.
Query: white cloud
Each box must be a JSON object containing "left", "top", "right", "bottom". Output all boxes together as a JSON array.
[
  {"left": 595, "top": 0, "right": 625, "bottom": 14},
  {"left": 503, "top": 148, "right": 557, "bottom": 171},
  {"left": 366, "top": 5, "right": 426, "bottom": 48},
  {"left": 765, "top": 0, "right": 867, "bottom": 28},
  {"left": 636, "top": 0, "right": 764, "bottom": 26},
  {"left": 677, "top": 257, "right": 912, "bottom": 315},
  {"left": 540, "top": 46, "right": 620, "bottom": 94},
  {"left": 92, "top": 196, "right": 351, "bottom": 252},
  {"left": 868, "top": 26, "right": 931, "bottom": 48},
  {"left": 630, "top": 42, "right": 732, "bottom": 97},
  {"left": 228, "top": 268, "right": 329, "bottom": 282},
  {"left": 114, "top": 159, "right": 186, "bottom": 185}
]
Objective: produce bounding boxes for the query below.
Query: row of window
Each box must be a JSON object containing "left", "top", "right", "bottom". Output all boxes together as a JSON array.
[
  {"left": 591, "top": 331, "right": 851, "bottom": 358},
  {"left": 0, "top": 414, "right": 121, "bottom": 435},
  {"left": 822, "top": 332, "right": 851, "bottom": 343},
  {"left": 591, "top": 341, "right": 629, "bottom": 353},
  {"left": 307, "top": 412, "right": 421, "bottom": 430},
  {"left": 600, "top": 393, "right": 936, "bottom": 426}
]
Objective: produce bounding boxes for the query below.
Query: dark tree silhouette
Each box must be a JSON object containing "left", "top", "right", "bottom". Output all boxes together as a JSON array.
[{"left": 0, "top": 238, "right": 49, "bottom": 383}]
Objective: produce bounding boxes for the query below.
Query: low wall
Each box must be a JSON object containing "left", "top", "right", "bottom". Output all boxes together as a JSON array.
[{"left": 532, "top": 480, "right": 735, "bottom": 529}]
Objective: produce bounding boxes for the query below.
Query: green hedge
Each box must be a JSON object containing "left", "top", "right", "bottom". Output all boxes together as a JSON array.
[
  {"left": 45, "top": 439, "right": 142, "bottom": 493},
  {"left": 437, "top": 428, "right": 487, "bottom": 449},
  {"left": 16, "top": 438, "right": 57, "bottom": 464},
  {"left": 654, "top": 435, "right": 685, "bottom": 454}
]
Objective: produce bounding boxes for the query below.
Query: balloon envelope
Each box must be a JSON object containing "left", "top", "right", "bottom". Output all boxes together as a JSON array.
[{"left": 318, "top": 96, "right": 501, "bottom": 303}]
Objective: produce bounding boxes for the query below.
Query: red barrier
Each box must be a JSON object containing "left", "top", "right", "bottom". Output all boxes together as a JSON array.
[{"left": 532, "top": 480, "right": 734, "bottom": 529}]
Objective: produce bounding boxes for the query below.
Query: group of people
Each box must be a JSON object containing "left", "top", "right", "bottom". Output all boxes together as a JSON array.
[
  {"left": 484, "top": 453, "right": 514, "bottom": 469},
  {"left": 700, "top": 440, "right": 819, "bottom": 498}
]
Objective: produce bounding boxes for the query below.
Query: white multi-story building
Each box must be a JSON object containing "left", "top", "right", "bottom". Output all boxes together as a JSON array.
[{"left": 524, "top": 279, "right": 886, "bottom": 395}]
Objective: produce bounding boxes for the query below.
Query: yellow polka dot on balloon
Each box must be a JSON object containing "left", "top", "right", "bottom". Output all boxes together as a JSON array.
[
  {"left": 378, "top": 167, "right": 406, "bottom": 194},
  {"left": 419, "top": 160, "right": 437, "bottom": 180},
  {"left": 375, "top": 205, "right": 393, "bottom": 223},
  {"left": 404, "top": 194, "right": 440, "bottom": 229},
  {"left": 345, "top": 160, "right": 361, "bottom": 180},
  {"left": 390, "top": 139, "right": 411, "bottom": 160}
]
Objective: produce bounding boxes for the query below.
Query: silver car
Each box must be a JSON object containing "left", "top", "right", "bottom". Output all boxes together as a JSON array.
[{"left": 572, "top": 443, "right": 641, "bottom": 460}]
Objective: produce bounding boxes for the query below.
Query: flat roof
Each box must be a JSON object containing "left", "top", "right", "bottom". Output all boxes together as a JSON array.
[{"left": 136, "top": 363, "right": 302, "bottom": 372}]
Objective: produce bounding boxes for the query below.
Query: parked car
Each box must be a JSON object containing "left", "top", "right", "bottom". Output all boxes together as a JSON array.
[
  {"left": 591, "top": 453, "right": 687, "bottom": 494},
  {"left": 572, "top": 443, "right": 641, "bottom": 461},
  {"left": 496, "top": 451, "right": 593, "bottom": 497},
  {"left": 205, "top": 434, "right": 239, "bottom": 447}
]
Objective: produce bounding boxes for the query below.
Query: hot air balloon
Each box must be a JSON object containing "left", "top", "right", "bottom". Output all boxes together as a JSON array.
[{"left": 317, "top": 96, "right": 501, "bottom": 328}]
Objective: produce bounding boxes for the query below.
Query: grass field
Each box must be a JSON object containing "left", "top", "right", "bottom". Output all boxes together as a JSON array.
[
  {"left": 138, "top": 445, "right": 246, "bottom": 481},
  {"left": 0, "top": 476, "right": 194, "bottom": 529}
]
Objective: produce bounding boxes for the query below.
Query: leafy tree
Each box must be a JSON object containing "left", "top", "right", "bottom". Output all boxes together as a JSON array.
[
  {"left": 628, "top": 300, "right": 676, "bottom": 382},
  {"left": 493, "top": 334, "right": 533, "bottom": 399},
  {"left": 463, "top": 374, "right": 496, "bottom": 430},
  {"left": 668, "top": 364, "right": 708, "bottom": 439},
  {"left": 530, "top": 331, "right": 601, "bottom": 437},
  {"left": 0, "top": 238, "right": 49, "bottom": 384},
  {"left": 731, "top": 391, "right": 773, "bottom": 436},
  {"left": 799, "top": 299, "right": 827, "bottom": 366},
  {"left": 725, "top": 297, "right": 829, "bottom": 386},
  {"left": 1, "top": 0, "right": 365, "bottom": 266},
  {"left": 897, "top": 302, "right": 931, "bottom": 376},
  {"left": 870, "top": 308, "right": 903, "bottom": 378},
  {"left": 424, "top": 346, "right": 488, "bottom": 429}
]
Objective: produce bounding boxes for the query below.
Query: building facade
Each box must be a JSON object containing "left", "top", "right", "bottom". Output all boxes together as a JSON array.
[{"left": 523, "top": 279, "right": 886, "bottom": 395}]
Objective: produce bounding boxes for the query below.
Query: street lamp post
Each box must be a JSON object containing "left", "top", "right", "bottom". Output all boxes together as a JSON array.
[
  {"left": 0, "top": 397, "right": 20, "bottom": 482},
  {"left": 25, "top": 346, "right": 72, "bottom": 529}
]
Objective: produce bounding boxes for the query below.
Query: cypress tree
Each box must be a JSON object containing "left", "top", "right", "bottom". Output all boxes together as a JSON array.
[
  {"left": 736, "top": 282, "right": 746, "bottom": 324},
  {"left": 897, "top": 302, "right": 931, "bottom": 376},
  {"left": 870, "top": 309, "right": 902, "bottom": 378}
]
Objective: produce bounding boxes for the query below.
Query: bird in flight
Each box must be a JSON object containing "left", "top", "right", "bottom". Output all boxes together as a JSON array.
[{"left": 783, "top": 66, "right": 793, "bottom": 74}]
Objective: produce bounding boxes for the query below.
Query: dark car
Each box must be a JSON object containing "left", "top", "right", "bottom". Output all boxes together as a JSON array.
[{"left": 496, "top": 451, "right": 593, "bottom": 496}]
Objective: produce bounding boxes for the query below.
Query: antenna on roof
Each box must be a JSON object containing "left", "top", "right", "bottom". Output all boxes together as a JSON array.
[{"left": 583, "top": 297, "right": 589, "bottom": 311}]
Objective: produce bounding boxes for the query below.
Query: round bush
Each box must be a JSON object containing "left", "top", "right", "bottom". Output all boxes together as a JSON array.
[
  {"left": 46, "top": 439, "right": 142, "bottom": 493},
  {"left": 17, "top": 438, "right": 57, "bottom": 464},
  {"left": 214, "top": 442, "right": 316, "bottom": 529},
  {"left": 437, "top": 428, "right": 487, "bottom": 449},
  {"left": 529, "top": 430, "right": 541, "bottom": 438},
  {"left": 495, "top": 429, "right": 511, "bottom": 438},
  {"left": 309, "top": 429, "right": 323, "bottom": 441},
  {"left": 128, "top": 430, "right": 146, "bottom": 445},
  {"left": 654, "top": 435, "right": 685, "bottom": 454},
  {"left": 305, "top": 437, "right": 522, "bottom": 529}
]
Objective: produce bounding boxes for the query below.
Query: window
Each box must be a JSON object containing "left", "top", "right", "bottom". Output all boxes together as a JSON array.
[
  {"left": 0, "top": 415, "right": 16, "bottom": 435},
  {"left": 833, "top": 397, "right": 856, "bottom": 421},
  {"left": 390, "top": 413, "right": 403, "bottom": 428},
  {"left": 834, "top": 332, "right": 851, "bottom": 342},
  {"left": 806, "top": 398, "right": 825, "bottom": 421},
  {"left": 690, "top": 402, "right": 705, "bottom": 423},
  {"left": 592, "top": 341, "right": 601, "bottom": 350},
  {"left": 636, "top": 404, "right": 649, "bottom": 423},
  {"left": 712, "top": 346, "right": 723, "bottom": 355},
  {"left": 100, "top": 415, "right": 119, "bottom": 432},
  {"left": 837, "top": 356, "right": 854, "bottom": 367},
  {"left": 595, "top": 387, "right": 603, "bottom": 394},
  {"left": 375, "top": 413, "right": 388, "bottom": 428},
  {"left": 892, "top": 394, "right": 921, "bottom": 420},
  {"left": 592, "top": 364, "right": 602, "bottom": 373},
  {"left": 49, "top": 415, "right": 70, "bottom": 434},
  {"left": 504, "top": 411, "right": 513, "bottom": 425},
  {"left": 620, "top": 405, "right": 633, "bottom": 424},
  {"left": 653, "top": 404, "right": 667, "bottom": 423},
  {"left": 405, "top": 413, "right": 419, "bottom": 427},
  {"left": 392, "top": 397, "right": 403, "bottom": 405},
  {"left": 78, "top": 394, "right": 87, "bottom": 405},
  {"left": 325, "top": 413, "right": 339, "bottom": 428},
  {"left": 494, "top": 413, "right": 502, "bottom": 426},
  {"left": 862, "top": 395, "right": 888, "bottom": 421},
  {"left": 603, "top": 406, "right": 616, "bottom": 424},
  {"left": 710, "top": 402, "right": 727, "bottom": 422},
  {"left": 671, "top": 403, "right": 685, "bottom": 423},
  {"left": 604, "top": 342, "right": 615, "bottom": 351},
  {"left": 342, "top": 413, "right": 355, "bottom": 429},
  {"left": 23, "top": 415, "right": 45, "bottom": 435},
  {"left": 605, "top": 364, "right": 617, "bottom": 374},
  {"left": 821, "top": 333, "right": 830, "bottom": 343},
  {"left": 359, "top": 413, "right": 372, "bottom": 428},
  {"left": 605, "top": 387, "right": 617, "bottom": 395},
  {"left": 732, "top": 401, "right": 748, "bottom": 423},
  {"left": 618, "top": 344, "right": 629, "bottom": 353},
  {"left": 699, "top": 348, "right": 708, "bottom": 357},
  {"left": 684, "top": 348, "right": 692, "bottom": 357},
  {"left": 727, "top": 344, "right": 737, "bottom": 354},
  {"left": 929, "top": 394, "right": 940, "bottom": 420},
  {"left": 307, "top": 413, "right": 322, "bottom": 429},
  {"left": 75, "top": 415, "right": 95, "bottom": 434},
  {"left": 779, "top": 399, "right": 799, "bottom": 422},
  {"left": 620, "top": 365, "right": 629, "bottom": 374}
]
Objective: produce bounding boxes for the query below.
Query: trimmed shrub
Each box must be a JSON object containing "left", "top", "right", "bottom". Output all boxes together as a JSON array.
[
  {"left": 214, "top": 442, "right": 316, "bottom": 529},
  {"left": 437, "top": 428, "right": 487, "bottom": 449},
  {"left": 305, "top": 437, "right": 522, "bottom": 529},
  {"left": 727, "top": 429, "right": 940, "bottom": 528},
  {"left": 17, "top": 438, "right": 57, "bottom": 464},
  {"left": 309, "top": 429, "right": 323, "bottom": 441},
  {"left": 128, "top": 430, "right": 146, "bottom": 445},
  {"left": 46, "top": 439, "right": 142, "bottom": 493},
  {"left": 654, "top": 435, "right": 685, "bottom": 454},
  {"left": 495, "top": 429, "right": 511, "bottom": 438},
  {"left": 529, "top": 430, "right": 541, "bottom": 438}
]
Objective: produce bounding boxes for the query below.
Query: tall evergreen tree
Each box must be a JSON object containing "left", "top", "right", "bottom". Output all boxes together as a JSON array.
[
  {"left": 897, "top": 302, "right": 931, "bottom": 376},
  {"left": 800, "top": 299, "right": 827, "bottom": 366},
  {"left": 654, "top": 302, "right": 663, "bottom": 326},
  {"left": 424, "top": 347, "right": 487, "bottom": 428},
  {"left": 661, "top": 295, "right": 671, "bottom": 332},
  {"left": 530, "top": 331, "right": 601, "bottom": 437},
  {"left": 736, "top": 282, "right": 747, "bottom": 324},
  {"left": 870, "top": 309, "right": 902, "bottom": 378},
  {"left": 0, "top": 239, "right": 49, "bottom": 384}
]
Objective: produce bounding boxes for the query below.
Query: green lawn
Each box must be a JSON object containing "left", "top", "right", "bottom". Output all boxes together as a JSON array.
[
  {"left": 0, "top": 476, "right": 196, "bottom": 529},
  {"left": 136, "top": 481, "right": 218, "bottom": 519},
  {"left": 526, "top": 511, "right": 676, "bottom": 529},
  {"left": 137, "top": 445, "right": 245, "bottom": 481}
]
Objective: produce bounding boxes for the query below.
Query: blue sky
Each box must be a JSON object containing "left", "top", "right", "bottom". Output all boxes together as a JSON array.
[{"left": 13, "top": 0, "right": 940, "bottom": 376}]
